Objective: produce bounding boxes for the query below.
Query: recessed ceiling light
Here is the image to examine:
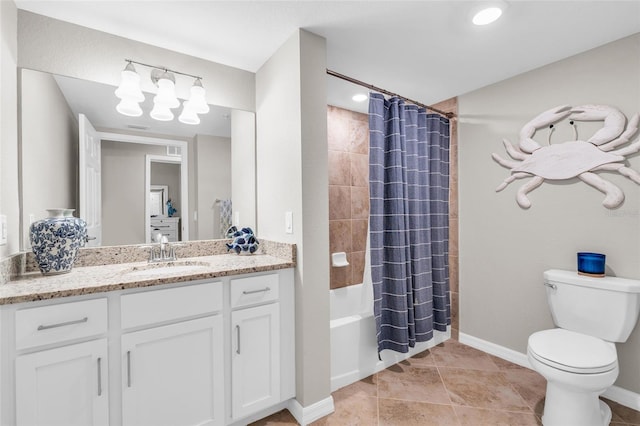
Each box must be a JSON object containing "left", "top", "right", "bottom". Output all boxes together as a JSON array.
[
  {"left": 472, "top": 5, "right": 504, "bottom": 26},
  {"left": 352, "top": 93, "right": 368, "bottom": 102}
]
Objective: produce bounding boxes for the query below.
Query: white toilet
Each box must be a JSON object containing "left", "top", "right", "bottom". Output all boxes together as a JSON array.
[{"left": 527, "top": 269, "right": 640, "bottom": 426}]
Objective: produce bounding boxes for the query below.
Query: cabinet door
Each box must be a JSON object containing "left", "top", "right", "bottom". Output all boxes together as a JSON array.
[
  {"left": 121, "top": 316, "right": 224, "bottom": 426},
  {"left": 231, "top": 303, "right": 280, "bottom": 419},
  {"left": 16, "top": 339, "right": 108, "bottom": 426}
]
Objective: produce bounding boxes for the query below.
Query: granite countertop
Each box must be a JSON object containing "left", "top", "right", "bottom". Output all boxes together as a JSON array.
[{"left": 0, "top": 253, "right": 294, "bottom": 305}]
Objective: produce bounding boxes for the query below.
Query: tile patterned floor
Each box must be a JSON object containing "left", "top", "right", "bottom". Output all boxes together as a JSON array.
[{"left": 251, "top": 340, "right": 640, "bottom": 425}]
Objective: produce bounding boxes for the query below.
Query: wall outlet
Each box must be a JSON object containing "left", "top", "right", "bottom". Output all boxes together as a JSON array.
[
  {"left": 0, "top": 215, "right": 7, "bottom": 245},
  {"left": 285, "top": 211, "right": 293, "bottom": 234}
]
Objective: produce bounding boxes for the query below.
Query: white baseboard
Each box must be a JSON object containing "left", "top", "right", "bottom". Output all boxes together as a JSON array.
[
  {"left": 459, "top": 332, "right": 531, "bottom": 368},
  {"left": 459, "top": 332, "right": 640, "bottom": 412},
  {"left": 602, "top": 384, "right": 640, "bottom": 412},
  {"left": 288, "top": 396, "right": 335, "bottom": 426}
]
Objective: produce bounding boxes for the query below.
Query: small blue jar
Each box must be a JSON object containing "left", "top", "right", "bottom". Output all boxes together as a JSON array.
[{"left": 577, "top": 252, "right": 605, "bottom": 276}]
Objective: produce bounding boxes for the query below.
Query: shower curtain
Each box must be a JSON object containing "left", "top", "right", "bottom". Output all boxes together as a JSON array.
[{"left": 368, "top": 93, "right": 451, "bottom": 354}]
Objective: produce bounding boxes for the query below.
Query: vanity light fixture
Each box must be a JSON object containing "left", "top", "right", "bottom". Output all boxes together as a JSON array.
[{"left": 115, "top": 59, "right": 209, "bottom": 125}]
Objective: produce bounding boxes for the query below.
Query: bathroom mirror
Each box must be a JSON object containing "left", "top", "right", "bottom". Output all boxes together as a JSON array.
[{"left": 19, "top": 68, "right": 256, "bottom": 249}]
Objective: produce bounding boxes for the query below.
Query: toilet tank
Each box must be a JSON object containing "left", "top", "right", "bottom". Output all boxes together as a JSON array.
[{"left": 544, "top": 269, "right": 640, "bottom": 342}]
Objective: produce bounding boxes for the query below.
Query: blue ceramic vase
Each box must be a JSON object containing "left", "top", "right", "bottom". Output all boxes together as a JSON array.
[
  {"left": 29, "top": 209, "right": 88, "bottom": 275},
  {"left": 226, "top": 227, "right": 259, "bottom": 255}
]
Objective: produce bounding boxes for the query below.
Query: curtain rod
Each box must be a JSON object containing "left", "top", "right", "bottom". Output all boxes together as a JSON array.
[{"left": 326, "top": 69, "right": 455, "bottom": 119}]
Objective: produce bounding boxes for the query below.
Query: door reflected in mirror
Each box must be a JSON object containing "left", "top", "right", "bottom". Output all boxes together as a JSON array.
[
  {"left": 19, "top": 68, "right": 256, "bottom": 249},
  {"left": 150, "top": 185, "right": 168, "bottom": 217}
]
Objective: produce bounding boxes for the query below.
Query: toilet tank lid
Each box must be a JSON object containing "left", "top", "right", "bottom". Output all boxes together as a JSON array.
[{"left": 544, "top": 269, "right": 640, "bottom": 293}]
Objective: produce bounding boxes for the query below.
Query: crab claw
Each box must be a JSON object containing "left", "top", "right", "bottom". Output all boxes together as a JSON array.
[
  {"left": 569, "top": 105, "right": 627, "bottom": 146},
  {"left": 518, "top": 105, "right": 572, "bottom": 154}
]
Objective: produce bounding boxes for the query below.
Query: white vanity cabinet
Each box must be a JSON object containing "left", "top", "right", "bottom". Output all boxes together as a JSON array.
[
  {"left": 13, "top": 298, "right": 109, "bottom": 426},
  {"left": 121, "top": 317, "right": 223, "bottom": 426},
  {"left": 229, "top": 273, "right": 287, "bottom": 420},
  {"left": 0, "top": 267, "right": 295, "bottom": 426},
  {"left": 16, "top": 339, "right": 109, "bottom": 426},
  {"left": 230, "top": 271, "right": 296, "bottom": 423},
  {"left": 120, "top": 282, "right": 225, "bottom": 426}
]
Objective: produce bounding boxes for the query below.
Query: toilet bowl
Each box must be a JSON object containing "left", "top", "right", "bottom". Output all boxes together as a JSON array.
[
  {"left": 528, "top": 270, "right": 640, "bottom": 426},
  {"left": 527, "top": 328, "right": 618, "bottom": 426}
]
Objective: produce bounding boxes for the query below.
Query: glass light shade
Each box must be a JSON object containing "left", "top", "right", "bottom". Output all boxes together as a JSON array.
[
  {"left": 115, "top": 66, "right": 144, "bottom": 102},
  {"left": 153, "top": 77, "right": 179, "bottom": 109},
  {"left": 187, "top": 82, "right": 210, "bottom": 114},
  {"left": 472, "top": 6, "right": 503, "bottom": 25},
  {"left": 150, "top": 103, "right": 174, "bottom": 121},
  {"left": 116, "top": 98, "right": 143, "bottom": 117},
  {"left": 179, "top": 105, "right": 200, "bottom": 125}
]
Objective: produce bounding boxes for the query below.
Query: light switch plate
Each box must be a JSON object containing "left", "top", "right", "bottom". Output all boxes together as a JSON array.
[
  {"left": 285, "top": 211, "right": 293, "bottom": 234},
  {"left": 0, "top": 215, "right": 7, "bottom": 245}
]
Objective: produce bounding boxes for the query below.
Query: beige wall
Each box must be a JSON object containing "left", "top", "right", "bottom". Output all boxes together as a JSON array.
[
  {"left": 195, "top": 134, "right": 231, "bottom": 239},
  {"left": 101, "top": 141, "right": 166, "bottom": 246},
  {"left": 256, "top": 29, "right": 331, "bottom": 407},
  {"left": 458, "top": 34, "right": 640, "bottom": 393},
  {"left": 151, "top": 162, "right": 181, "bottom": 215},
  {"left": 231, "top": 109, "right": 256, "bottom": 231},
  {"left": 0, "top": 0, "right": 19, "bottom": 257},
  {"left": 20, "top": 69, "right": 78, "bottom": 247}
]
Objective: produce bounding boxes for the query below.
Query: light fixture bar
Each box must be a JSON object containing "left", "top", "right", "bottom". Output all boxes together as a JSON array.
[
  {"left": 125, "top": 59, "right": 203, "bottom": 81},
  {"left": 116, "top": 59, "right": 209, "bottom": 125}
]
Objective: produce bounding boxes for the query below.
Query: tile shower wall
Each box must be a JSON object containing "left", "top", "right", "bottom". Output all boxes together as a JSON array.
[
  {"left": 327, "top": 100, "right": 459, "bottom": 339},
  {"left": 328, "top": 106, "right": 369, "bottom": 289}
]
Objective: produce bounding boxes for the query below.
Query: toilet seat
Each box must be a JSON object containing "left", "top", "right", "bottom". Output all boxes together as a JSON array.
[{"left": 528, "top": 328, "right": 617, "bottom": 374}]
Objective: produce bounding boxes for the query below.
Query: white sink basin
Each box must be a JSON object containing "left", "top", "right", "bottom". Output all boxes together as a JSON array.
[{"left": 122, "top": 261, "right": 211, "bottom": 278}]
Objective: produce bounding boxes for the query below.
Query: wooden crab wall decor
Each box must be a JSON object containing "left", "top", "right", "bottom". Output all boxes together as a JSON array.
[{"left": 492, "top": 104, "right": 640, "bottom": 209}]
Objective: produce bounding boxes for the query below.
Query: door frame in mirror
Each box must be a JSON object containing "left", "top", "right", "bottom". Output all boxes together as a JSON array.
[
  {"left": 145, "top": 155, "right": 183, "bottom": 243},
  {"left": 98, "top": 132, "right": 189, "bottom": 244}
]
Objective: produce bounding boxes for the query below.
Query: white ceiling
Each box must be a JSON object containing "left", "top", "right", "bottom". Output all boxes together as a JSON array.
[{"left": 15, "top": 0, "right": 640, "bottom": 116}]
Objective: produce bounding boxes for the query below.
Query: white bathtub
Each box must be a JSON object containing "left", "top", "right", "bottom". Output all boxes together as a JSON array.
[{"left": 330, "top": 281, "right": 451, "bottom": 391}]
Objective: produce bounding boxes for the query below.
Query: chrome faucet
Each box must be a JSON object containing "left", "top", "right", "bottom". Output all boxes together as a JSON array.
[{"left": 148, "top": 234, "right": 177, "bottom": 263}]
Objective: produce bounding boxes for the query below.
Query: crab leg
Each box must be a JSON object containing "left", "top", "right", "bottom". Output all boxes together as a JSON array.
[
  {"left": 501, "top": 139, "right": 529, "bottom": 160},
  {"left": 609, "top": 138, "right": 640, "bottom": 157},
  {"left": 592, "top": 163, "right": 640, "bottom": 185},
  {"left": 491, "top": 153, "right": 521, "bottom": 169},
  {"left": 599, "top": 112, "right": 640, "bottom": 152},
  {"left": 578, "top": 172, "right": 625, "bottom": 208},
  {"left": 496, "top": 172, "right": 530, "bottom": 192},
  {"left": 516, "top": 176, "right": 544, "bottom": 209}
]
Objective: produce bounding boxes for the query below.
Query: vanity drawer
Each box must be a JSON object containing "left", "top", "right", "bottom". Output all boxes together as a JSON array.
[
  {"left": 15, "top": 298, "right": 108, "bottom": 350},
  {"left": 230, "top": 273, "right": 279, "bottom": 309},
  {"left": 150, "top": 218, "right": 179, "bottom": 229},
  {"left": 121, "top": 281, "right": 222, "bottom": 329}
]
